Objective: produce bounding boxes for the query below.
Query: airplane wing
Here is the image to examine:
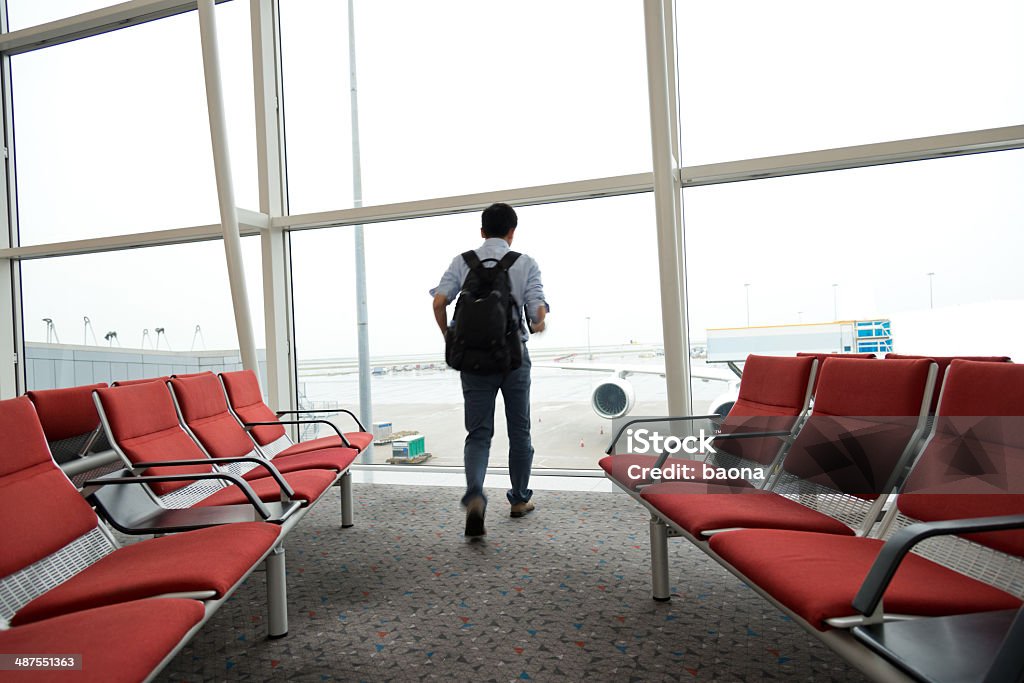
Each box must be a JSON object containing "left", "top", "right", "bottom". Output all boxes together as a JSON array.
[{"left": 535, "top": 362, "right": 734, "bottom": 383}]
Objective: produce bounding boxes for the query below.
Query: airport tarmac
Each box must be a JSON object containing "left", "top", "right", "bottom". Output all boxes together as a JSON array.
[{"left": 297, "top": 356, "right": 731, "bottom": 470}]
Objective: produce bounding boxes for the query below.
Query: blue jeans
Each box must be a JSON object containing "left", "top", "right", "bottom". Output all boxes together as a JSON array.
[{"left": 460, "top": 346, "right": 534, "bottom": 507}]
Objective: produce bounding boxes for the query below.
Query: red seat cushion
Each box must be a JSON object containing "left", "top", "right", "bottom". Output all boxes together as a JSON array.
[
  {"left": 813, "top": 358, "right": 933, "bottom": 418},
  {"left": 189, "top": 410, "right": 258, "bottom": 458},
  {"left": 641, "top": 482, "right": 855, "bottom": 536},
  {"left": 221, "top": 371, "right": 371, "bottom": 452},
  {"left": 598, "top": 454, "right": 755, "bottom": 491},
  {"left": 796, "top": 352, "right": 875, "bottom": 394},
  {"left": 171, "top": 373, "right": 258, "bottom": 460},
  {"left": 196, "top": 468, "right": 337, "bottom": 507},
  {"left": 714, "top": 412, "right": 799, "bottom": 467},
  {"left": 233, "top": 403, "right": 285, "bottom": 446},
  {"left": 171, "top": 374, "right": 358, "bottom": 475},
  {"left": 13, "top": 522, "right": 280, "bottom": 625},
  {"left": 885, "top": 353, "right": 1012, "bottom": 412},
  {"left": 220, "top": 370, "right": 287, "bottom": 446},
  {"left": 281, "top": 432, "right": 374, "bottom": 455},
  {"left": 892, "top": 361, "right": 1024, "bottom": 557},
  {"left": 339, "top": 431, "right": 373, "bottom": 452},
  {"left": 739, "top": 354, "right": 816, "bottom": 410},
  {"left": 242, "top": 447, "right": 357, "bottom": 479},
  {"left": 25, "top": 383, "right": 107, "bottom": 442},
  {"left": 0, "top": 598, "right": 204, "bottom": 683},
  {"left": 716, "top": 355, "right": 812, "bottom": 466},
  {"left": 710, "top": 529, "right": 1022, "bottom": 630},
  {"left": 95, "top": 382, "right": 212, "bottom": 495},
  {"left": 771, "top": 358, "right": 934, "bottom": 497},
  {"left": 0, "top": 397, "right": 101, "bottom": 578},
  {"left": 112, "top": 376, "right": 170, "bottom": 387}
]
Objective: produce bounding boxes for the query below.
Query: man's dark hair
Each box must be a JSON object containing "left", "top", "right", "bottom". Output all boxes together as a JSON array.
[{"left": 481, "top": 203, "right": 518, "bottom": 238}]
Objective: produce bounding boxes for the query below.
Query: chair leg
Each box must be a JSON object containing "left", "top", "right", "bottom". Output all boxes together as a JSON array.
[
  {"left": 266, "top": 545, "right": 288, "bottom": 638},
  {"left": 340, "top": 471, "right": 354, "bottom": 528},
  {"left": 650, "top": 516, "right": 671, "bottom": 602}
]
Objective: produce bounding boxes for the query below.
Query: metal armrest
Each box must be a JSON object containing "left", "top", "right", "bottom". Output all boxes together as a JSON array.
[
  {"left": 709, "top": 429, "right": 792, "bottom": 442},
  {"left": 61, "top": 449, "right": 121, "bottom": 477},
  {"left": 130, "top": 456, "right": 295, "bottom": 499},
  {"left": 100, "top": 500, "right": 303, "bottom": 535},
  {"left": 852, "top": 514, "right": 1024, "bottom": 616},
  {"left": 276, "top": 408, "right": 366, "bottom": 432},
  {"left": 245, "top": 418, "right": 353, "bottom": 449},
  {"left": 605, "top": 414, "right": 722, "bottom": 455},
  {"left": 82, "top": 471, "right": 273, "bottom": 519}
]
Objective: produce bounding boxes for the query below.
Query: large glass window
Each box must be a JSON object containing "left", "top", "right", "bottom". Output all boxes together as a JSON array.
[
  {"left": 676, "top": 0, "right": 1024, "bottom": 165},
  {"left": 11, "top": 2, "right": 257, "bottom": 245},
  {"left": 19, "top": 237, "right": 265, "bottom": 389},
  {"left": 280, "top": 0, "right": 651, "bottom": 214},
  {"left": 683, "top": 150, "right": 1024, "bottom": 367},
  {"left": 289, "top": 193, "right": 672, "bottom": 468}
]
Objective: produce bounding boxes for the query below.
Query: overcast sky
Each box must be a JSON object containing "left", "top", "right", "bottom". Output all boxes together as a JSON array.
[{"left": 9, "top": 0, "right": 1024, "bottom": 362}]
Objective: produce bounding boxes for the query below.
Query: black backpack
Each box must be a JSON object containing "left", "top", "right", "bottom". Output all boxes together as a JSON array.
[{"left": 445, "top": 250, "right": 523, "bottom": 374}]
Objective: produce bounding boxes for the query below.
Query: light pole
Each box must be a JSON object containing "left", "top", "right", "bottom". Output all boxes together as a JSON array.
[
  {"left": 744, "top": 283, "right": 751, "bottom": 327},
  {"left": 83, "top": 316, "right": 97, "bottom": 345},
  {"left": 585, "top": 316, "right": 592, "bottom": 360},
  {"left": 349, "top": 0, "right": 373, "bottom": 452},
  {"left": 43, "top": 318, "right": 59, "bottom": 344},
  {"left": 927, "top": 272, "right": 935, "bottom": 309},
  {"left": 191, "top": 325, "right": 206, "bottom": 351},
  {"left": 832, "top": 283, "right": 839, "bottom": 321}
]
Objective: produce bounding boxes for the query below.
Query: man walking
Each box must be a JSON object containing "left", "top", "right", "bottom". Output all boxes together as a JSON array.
[{"left": 431, "top": 203, "right": 548, "bottom": 538}]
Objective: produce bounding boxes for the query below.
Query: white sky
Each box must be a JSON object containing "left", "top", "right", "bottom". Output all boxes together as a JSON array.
[{"left": 9, "top": 0, "right": 1024, "bottom": 362}]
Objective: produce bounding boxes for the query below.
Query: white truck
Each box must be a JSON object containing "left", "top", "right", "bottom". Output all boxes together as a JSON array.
[
  {"left": 706, "top": 319, "right": 892, "bottom": 363},
  {"left": 705, "top": 319, "right": 892, "bottom": 415}
]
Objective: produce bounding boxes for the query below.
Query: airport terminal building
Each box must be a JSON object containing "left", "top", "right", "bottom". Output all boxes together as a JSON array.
[{"left": 0, "top": 1, "right": 1022, "bottom": 681}]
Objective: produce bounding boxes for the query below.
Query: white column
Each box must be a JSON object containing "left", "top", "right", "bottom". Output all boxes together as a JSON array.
[
  {"left": 251, "top": 0, "right": 294, "bottom": 411},
  {"left": 643, "top": 0, "right": 691, "bottom": 416},
  {"left": 197, "top": 0, "right": 261, "bottom": 379},
  {"left": 0, "top": 1, "right": 23, "bottom": 398},
  {"left": 0, "top": 257, "right": 16, "bottom": 398}
]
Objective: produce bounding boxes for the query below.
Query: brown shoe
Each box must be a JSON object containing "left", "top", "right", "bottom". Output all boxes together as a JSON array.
[
  {"left": 464, "top": 498, "right": 486, "bottom": 537},
  {"left": 510, "top": 500, "right": 535, "bottom": 518}
]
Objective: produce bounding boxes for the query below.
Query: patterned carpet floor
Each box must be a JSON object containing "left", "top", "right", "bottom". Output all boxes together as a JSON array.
[{"left": 156, "top": 483, "right": 867, "bottom": 682}]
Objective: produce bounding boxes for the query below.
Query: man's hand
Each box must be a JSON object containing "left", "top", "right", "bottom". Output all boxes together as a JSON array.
[{"left": 530, "top": 304, "right": 547, "bottom": 333}]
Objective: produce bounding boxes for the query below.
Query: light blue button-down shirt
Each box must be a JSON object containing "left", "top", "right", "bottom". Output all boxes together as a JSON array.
[{"left": 431, "top": 238, "right": 548, "bottom": 340}]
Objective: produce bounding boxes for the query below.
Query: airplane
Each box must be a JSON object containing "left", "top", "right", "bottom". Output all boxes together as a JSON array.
[{"left": 537, "top": 361, "right": 739, "bottom": 419}]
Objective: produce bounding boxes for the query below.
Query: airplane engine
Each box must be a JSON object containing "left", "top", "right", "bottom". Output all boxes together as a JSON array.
[{"left": 591, "top": 378, "right": 636, "bottom": 419}]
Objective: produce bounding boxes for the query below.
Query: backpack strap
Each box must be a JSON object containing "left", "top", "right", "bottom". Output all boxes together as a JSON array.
[
  {"left": 461, "top": 250, "right": 483, "bottom": 269},
  {"left": 497, "top": 251, "right": 521, "bottom": 271}
]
